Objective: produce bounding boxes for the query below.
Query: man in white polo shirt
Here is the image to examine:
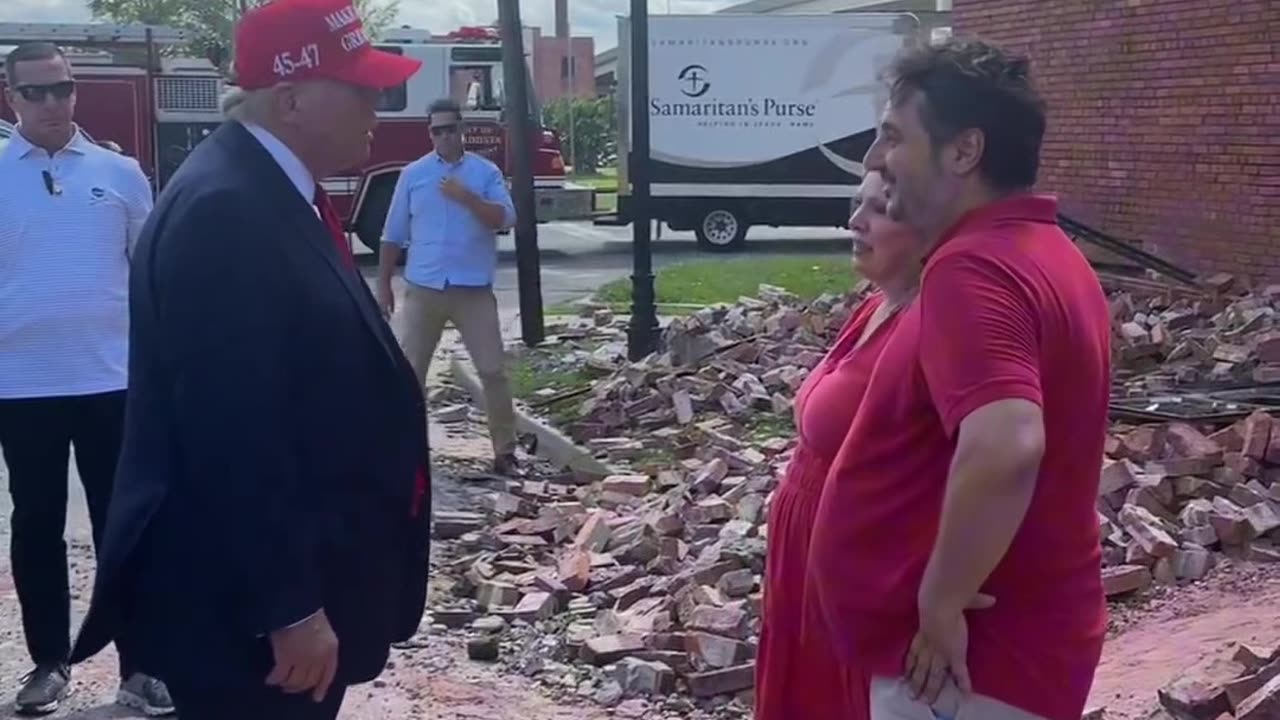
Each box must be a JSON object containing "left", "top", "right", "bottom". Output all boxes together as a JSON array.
[{"left": 0, "top": 42, "right": 172, "bottom": 715}]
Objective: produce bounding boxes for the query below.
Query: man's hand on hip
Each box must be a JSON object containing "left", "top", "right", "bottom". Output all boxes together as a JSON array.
[
  {"left": 266, "top": 609, "right": 339, "bottom": 702},
  {"left": 906, "top": 593, "right": 995, "bottom": 704}
]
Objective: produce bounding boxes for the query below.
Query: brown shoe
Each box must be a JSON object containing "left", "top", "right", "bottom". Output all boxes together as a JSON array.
[{"left": 493, "top": 453, "right": 523, "bottom": 477}]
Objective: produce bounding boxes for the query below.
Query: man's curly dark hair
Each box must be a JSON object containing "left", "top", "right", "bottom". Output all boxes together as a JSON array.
[{"left": 883, "top": 38, "right": 1047, "bottom": 192}]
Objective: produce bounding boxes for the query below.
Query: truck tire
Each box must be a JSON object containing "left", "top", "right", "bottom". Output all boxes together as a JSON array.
[
  {"left": 355, "top": 177, "right": 396, "bottom": 253},
  {"left": 694, "top": 207, "right": 748, "bottom": 252}
]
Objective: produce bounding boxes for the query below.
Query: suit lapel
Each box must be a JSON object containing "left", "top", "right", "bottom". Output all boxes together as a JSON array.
[{"left": 215, "top": 122, "right": 402, "bottom": 367}]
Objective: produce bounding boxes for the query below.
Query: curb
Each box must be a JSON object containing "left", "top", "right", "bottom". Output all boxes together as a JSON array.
[{"left": 448, "top": 356, "right": 616, "bottom": 476}]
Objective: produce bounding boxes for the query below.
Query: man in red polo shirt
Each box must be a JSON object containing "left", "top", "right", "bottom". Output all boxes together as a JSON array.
[{"left": 810, "top": 39, "right": 1110, "bottom": 720}]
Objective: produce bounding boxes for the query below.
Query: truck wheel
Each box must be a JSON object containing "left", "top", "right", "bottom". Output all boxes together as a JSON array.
[
  {"left": 695, "top": 207, "right": 748, "bottom": 252},
  {"left": 355, "top": 177, "right": 395, "bottom": 253}
]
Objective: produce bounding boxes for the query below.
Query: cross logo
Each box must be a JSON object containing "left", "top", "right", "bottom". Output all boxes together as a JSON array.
[{"left": 678, "top": 64, "right": 710, "bottom": 98}]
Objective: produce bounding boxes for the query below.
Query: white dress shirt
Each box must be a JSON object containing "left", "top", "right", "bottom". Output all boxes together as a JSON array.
[
  {"left": 0, "top": 125, "right": 153, "bottom": 399},
  {"left": 240, "top": 122, "right": 315, "bottom": 206},
  {"left": 239, "top": 121, "right": 323, "bottom": 632}
]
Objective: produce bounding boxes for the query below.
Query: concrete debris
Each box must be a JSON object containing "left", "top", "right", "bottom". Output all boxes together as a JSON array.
[
  {"left": 432, "top": 280, "right": 1280, "bottom": 716},
  {"left": 427, "top": 282, "right": 843, "bottom": 713},
  {"left": 562, "top": 286, "right": 862, "bottom": 461},
  {"left": 612, "top": 657, "right": 677, "bottom": 697},
  {"left": 467, "top": 635, "right": 501, "bottom": 662},
  {"left": 1159, "top": 644, "right": 1280, "bottom": 719},
  {"left": 1101, "top": 413, "right": 1280, "bottom": 587},
  {"left": 434, "top": 404, "right": 472, "bottom": 423},
  {"left": 1108, "top": 276, "right": 1280, "bottom": 392}
]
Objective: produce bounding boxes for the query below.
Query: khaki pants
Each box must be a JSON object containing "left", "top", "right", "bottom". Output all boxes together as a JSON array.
[
  {"left": 400, "top": 283, "right": 516, "bottom": 456},
  {"left": 869, "top": 677, "right": 1048, "bottom": 720}
]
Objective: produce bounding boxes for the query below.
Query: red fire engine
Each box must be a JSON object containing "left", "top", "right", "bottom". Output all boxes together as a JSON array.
[{"left": 0, "top": 22, "right": 574, "bottom": 252}]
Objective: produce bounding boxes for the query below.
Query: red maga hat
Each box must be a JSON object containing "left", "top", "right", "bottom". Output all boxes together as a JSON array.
[{"left": 234, "top": 0, "right": 421, "bottom": 90}]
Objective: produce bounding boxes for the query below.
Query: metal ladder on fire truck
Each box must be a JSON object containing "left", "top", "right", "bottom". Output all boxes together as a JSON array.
[
  {"left": 0, "top": 21, "right": 231, "bottom": 204},
  {"left": 0, "top": 22, "right": 189, "bottom": 50}
]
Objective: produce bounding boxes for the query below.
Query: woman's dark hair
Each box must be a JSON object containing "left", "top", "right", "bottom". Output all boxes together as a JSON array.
[{"left": 883, "top": 38, "right": 1047, "bottom": 191}]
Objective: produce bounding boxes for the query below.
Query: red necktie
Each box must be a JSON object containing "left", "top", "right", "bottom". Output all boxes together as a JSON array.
[
  {"left": 314, "top": 185, "right": 355, "bottom": 269},
  {"left": 313, "top": 185, "right": 428, "bottom": 514},
  {"left": 411, "top": 468, "right": 427, "bottom": 519}
]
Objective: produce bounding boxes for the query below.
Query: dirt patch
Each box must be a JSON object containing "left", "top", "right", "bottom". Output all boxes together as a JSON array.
[{"left": 1089, "top": 560, "right": 1280, "bottom": 719}]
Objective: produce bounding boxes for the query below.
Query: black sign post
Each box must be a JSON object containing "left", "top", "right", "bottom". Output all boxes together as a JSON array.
[
  {"left": 626, "top": 0, "right": 660, "bottom": 361},
  {"left": 496, "top": 0, "right": 545, "bottom": 347}
]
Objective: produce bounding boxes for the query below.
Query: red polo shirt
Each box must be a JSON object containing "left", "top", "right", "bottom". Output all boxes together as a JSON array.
[{"left": 810, "top": 194, "right": 1110, "bottom": 720}]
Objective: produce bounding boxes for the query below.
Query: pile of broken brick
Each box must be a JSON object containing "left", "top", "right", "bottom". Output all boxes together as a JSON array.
[
  {"left": 1156, "top": 641, "right": 1280, "bottom": 719},
  {"left": 425, "top": 273, "right": 1280, "bottom": 717},
  {"left": 1102, "top": 272, "right": 1280, "bottom": 599},
  {"left": 1110, "top": 271, "right": 1280, "bottom": 391}
]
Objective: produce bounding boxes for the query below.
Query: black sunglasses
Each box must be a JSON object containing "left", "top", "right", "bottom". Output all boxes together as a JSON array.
[
  {"left": 15, "top": 81, "right": 76, "bottom": 103},
  {"left": 429, "top": 123, "right": 460, "bottom": 137}
]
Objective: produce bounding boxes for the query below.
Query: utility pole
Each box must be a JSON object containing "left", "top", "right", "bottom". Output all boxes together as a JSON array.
[
  {"left": 626, "top": 0, "right": 659, "bottom": 361},
  {"left": 496, "top": 0, "right": 545, "bottom": 346},
  {"left": 567, "top": 56, "right": 577, "bottom": 170}
]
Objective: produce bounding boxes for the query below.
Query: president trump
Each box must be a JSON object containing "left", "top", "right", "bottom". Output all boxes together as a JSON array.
[{"left": 69, "top": 1, "right": 432, "bottom": 717}]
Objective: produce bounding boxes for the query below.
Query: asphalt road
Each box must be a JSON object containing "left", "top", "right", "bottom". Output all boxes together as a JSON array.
[{"left": 356, "top": 220, "right": 852, "bottom": 318}]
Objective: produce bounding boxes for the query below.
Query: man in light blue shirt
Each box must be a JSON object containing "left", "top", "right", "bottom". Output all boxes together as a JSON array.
[{"left": 377, "top": 97, "right": 521, "bottom": 475}]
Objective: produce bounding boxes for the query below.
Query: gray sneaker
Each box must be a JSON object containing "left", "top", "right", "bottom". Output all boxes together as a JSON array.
[
  {"left": 15, "top": 664, "right": 70, "bottom": 716},
  {"left": 117, "top": 673, "right": 175, "bottom": 717}
]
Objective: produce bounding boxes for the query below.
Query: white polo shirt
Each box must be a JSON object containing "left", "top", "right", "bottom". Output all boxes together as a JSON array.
[{"left": 0, "top": 125, "right": 154, "bottom": 399}]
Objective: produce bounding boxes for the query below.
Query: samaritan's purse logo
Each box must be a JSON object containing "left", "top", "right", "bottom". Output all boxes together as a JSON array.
[
  {"left": 652, "top": 62, "right": 815, "bottom": 120},
  {"left": 677, "top": 64, "right": 710, "bottom": 98}
]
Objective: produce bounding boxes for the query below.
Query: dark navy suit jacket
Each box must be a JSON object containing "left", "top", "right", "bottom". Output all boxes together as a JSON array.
[{"left": 70, "top": 121, "right": 431, "bottom": 694}]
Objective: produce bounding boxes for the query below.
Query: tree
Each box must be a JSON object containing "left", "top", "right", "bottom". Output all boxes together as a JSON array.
[
  {"left": 541, "top": 95, "right": 616, "bottom": 174},
  {"left": 89, "top": 0, "right": 400, "bottom": 70}
]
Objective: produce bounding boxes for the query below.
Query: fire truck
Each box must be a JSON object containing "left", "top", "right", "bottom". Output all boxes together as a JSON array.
[{"left": 0, "top": 22, "right": 576, "bottom": 252}]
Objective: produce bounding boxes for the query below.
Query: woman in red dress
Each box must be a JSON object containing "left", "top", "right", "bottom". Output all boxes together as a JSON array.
[{"left": 755, "top": 171, "right": 926, "bottom": 720}]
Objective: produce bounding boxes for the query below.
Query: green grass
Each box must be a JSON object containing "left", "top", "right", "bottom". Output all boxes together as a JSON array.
[
  {"left": 509, "top": 353, "right": 593, "bottom": 400},
  {"left": 586, "top": 256, "right": 853, "bottom": 315},
  {"left": 746, "top": 413, "right": 796, "bottom": 442},
  {"left": 507, "top": 347, "right": 597, "bottom": 425},
  {"left": 569, "top": 175, "right": 618, "bottom": 192}
]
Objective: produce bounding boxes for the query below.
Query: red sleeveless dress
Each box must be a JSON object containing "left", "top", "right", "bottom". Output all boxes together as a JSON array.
[{"left": 755, "top": 292, "right": 901, "bottom": 720}]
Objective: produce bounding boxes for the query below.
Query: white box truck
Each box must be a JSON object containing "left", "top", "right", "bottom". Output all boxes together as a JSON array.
[{"left": 597, "top": 12, "right": 922, "bottom": 251}]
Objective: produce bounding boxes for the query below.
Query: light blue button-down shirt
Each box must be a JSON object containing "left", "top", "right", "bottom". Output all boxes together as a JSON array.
[{"left": 383, "top": 151, "right": 516, "bottom": 290}]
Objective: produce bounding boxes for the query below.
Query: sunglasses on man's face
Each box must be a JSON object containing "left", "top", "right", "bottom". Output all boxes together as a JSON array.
[
  {"left": 15, "top": 81, "right": 76, "bottom": 103},
  {"left": 430, "top": 124, "right": 460, "bottom": 137}
]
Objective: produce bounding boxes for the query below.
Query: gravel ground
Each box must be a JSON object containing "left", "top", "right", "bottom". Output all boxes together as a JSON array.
[{"left": 1091, "top": 560, "right": 1280, "bottom": 718}]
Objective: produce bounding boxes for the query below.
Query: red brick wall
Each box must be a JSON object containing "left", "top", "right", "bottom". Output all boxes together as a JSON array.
[
  {"left": 951, "top": 1, "right": 1279, "bottom": 281},
  {"left": 532, "top": 35, "right": 596, "bottom": 102}
]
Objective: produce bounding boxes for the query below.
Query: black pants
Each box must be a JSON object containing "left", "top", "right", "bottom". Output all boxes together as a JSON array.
[
  {"left": 171, "top": 684, "right": 347, "bottom": 720},
  {"left": 0, "top": 391, "right": 132, "bottom": 677}
]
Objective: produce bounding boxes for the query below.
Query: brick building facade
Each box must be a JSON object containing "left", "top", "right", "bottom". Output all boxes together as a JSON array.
[
  {"left": 530, "top": 28, "right": 596, "bottom": 102},
  {"left": 952, "top": 1, "right": 1279, "bottom": 280}
]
